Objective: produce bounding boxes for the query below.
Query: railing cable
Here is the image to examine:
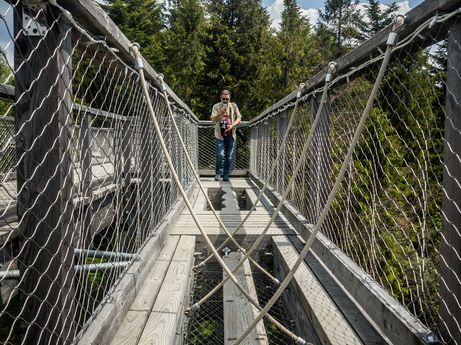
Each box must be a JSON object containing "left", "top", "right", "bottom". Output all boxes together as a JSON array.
[
  {"left": 231, "top": 15, "right": 405, "bottom": 345},
  {"left": 155, "top": 74, "right": 277, "bottom": 284},
  {"left": 190, "top": 61, "right": 336, "bottom": 311},
  {"left": 130, "top": 44, "right": 305, "bottom": 343}
]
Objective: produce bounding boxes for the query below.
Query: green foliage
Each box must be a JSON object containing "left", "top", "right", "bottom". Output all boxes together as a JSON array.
[
  {"left": 318, "top": 0, "right": 366, "bottom": 55},
  {"left": 190, "top": 320, "right": 218, "bottom": 344}
]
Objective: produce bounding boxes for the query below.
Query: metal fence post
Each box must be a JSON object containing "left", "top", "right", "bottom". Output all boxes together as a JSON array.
[{"left": 14, "top": 2, "right": 76, "bottom": 343}]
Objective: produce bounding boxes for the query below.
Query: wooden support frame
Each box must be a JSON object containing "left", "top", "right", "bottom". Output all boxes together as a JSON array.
[
  {"left": 439, "top": 15, "right": 461, "bottom": 344},
  {"left": 14, "top": 2, "right": 76, "bottom": 343}
]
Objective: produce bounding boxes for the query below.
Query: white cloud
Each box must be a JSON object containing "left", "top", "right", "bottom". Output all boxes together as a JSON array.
[{"left": 267, "top": 0, "right": 411, "bottom": 31}]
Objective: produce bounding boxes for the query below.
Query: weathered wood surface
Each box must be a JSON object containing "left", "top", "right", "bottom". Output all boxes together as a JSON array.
[
  {"left": 14, "top": 3, "right": 76, "bottom": 343},
  {"left": 439, "top": 14, "right": 461, "bottom": 343},
  {"left": 110, "top": 235, "right": 195, "bottom": 345},
  {"left": 273, "top": 235, "right": 363, "bottom": 345},
  {"left": 110, "top": 236, "right": 180, "bottom": 345},
  {"left": 223, "top": 252, "right": 268, "bottom": 345}
]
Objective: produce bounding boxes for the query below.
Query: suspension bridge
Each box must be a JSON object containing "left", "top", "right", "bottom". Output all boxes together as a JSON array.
[{"left": 0, "top": 0, "right": 460, "bottom": 344}]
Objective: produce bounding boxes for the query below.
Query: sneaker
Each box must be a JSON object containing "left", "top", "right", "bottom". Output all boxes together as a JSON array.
[
  {"left": 223, "top": 176, "right": 229, "bottom": 181},
  {"left": 214, "top": 175, "right": 221, "bottom": 181}
]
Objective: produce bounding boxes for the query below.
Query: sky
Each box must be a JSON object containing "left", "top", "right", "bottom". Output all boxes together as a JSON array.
[{"left": 263, "top": 0, "right": 424, "bottom": 29}]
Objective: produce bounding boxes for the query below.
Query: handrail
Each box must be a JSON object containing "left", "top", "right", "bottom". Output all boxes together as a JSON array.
[{"left": 56, "top": 0, "right": 199, "bottom": 123}]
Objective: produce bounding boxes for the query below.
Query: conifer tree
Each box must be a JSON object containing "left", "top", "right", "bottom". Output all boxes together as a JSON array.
[
  {"left": 163, "top": 0, "right": 208, "bottom": 114},
  {"left": 318, "top": 0, "right": 364, "bottom": 55},
  {"left": 104, "top": 0, "right": 165, "bottom": 68},
  {"left": 277, "top": 0, "right": 320, "bottom": 94},
  {"left": 363, "top": 0, "right": 398, "bottom": 38},
  {"left": 199, "top": 0, "right": 272, "bottom": 118}
]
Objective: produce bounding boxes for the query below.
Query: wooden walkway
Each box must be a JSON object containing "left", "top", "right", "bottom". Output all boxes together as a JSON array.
[{"left": 109, "top": 177, "right": 367, "bottom": 345}]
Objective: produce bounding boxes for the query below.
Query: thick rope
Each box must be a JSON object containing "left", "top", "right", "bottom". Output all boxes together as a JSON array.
[
  {"left": 192, "top": 62, "right": 336, "bottom": 309},
  {"left": 157, "top": 79, "right": 277, "bottom": 284},
  {"left": 232, "top": 16, "right": 404, "bottom": 345},
  {"left": 130, "top": 45, "right": 303, "bottom": 342}
]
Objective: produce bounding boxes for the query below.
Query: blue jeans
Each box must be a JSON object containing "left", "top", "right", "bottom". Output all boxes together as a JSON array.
[{"left": 215, "top": 136, "right": 235, "bottom": 178}]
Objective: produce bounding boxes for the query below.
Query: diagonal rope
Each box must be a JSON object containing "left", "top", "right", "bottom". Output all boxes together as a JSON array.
[
  {"left": 130, "top": 44, "right": 304, "bottom": 343},
  {"left": 232, "top": 15, "right": 405, "bottom": 345},
  {"left": 190, "top": 62, "right": 336, "bottom": 310},
  {"left": 156, "top": 75, "right": 277, "bottom": 284}
]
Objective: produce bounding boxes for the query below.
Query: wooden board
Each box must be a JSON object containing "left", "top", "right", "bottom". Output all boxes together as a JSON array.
[
  {"left": 223, "top": 252, "right": 268, "bottom": 345},
  {"left": 110, "top": 236, "right": 180, "bottom": 345},
  {"left": 272, "top": 236, "right": 362, "bottom": 345},
  {"left": 137, "top": 235, "right": 195, "bottom": 345}
]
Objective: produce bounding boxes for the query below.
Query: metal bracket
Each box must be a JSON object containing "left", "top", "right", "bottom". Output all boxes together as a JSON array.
[{"left": 22, "top": 2, "right": 47, "bottom": 37}]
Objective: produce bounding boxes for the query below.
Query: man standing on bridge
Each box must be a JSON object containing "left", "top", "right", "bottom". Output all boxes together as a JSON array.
[{"left": 210, "top": 90, "right": 242, "bottom": 181}]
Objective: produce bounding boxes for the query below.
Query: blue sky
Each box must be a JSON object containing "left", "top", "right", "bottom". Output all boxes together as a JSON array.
[{"left": 262, "top": 0, "right": 423, "bottom": 9}]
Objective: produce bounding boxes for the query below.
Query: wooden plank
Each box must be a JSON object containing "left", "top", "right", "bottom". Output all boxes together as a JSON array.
[
  {"left": 288, "top": 235, "right": 388, "bottom": 345},
  {"left": 14, "top": 3, "right": 76, "bottom": 343},
  {"left": 223, "top": 252, "right": 268, "bottom": 345},
  {"left": 156, "top": 236, "right": 180, "bottom": 261},
  {"left": 110, "top": 310, "right": 150, "bottom": 345},
  {"left": 138, "top": 236, "right": 195, "bottom": 345},
  {"left": 439, "top": 14, "right": 461, "bottom": 343},
  {"left": 111, "top": 236, "right": 181, "bottom": 345},
  {"left": 172, "top": 235, "right": 195, "bottom": 262},
  {"left": 273, "top": 236, "right": 362, "bottom": 345}
]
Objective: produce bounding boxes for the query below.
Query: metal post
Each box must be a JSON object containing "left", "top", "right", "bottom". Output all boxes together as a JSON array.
[
  {"left": 14, "top": 2, "right": 76, "bottom": 343},
  {"left": 439, "top": 16, "right": 461, "bottom": 343}
]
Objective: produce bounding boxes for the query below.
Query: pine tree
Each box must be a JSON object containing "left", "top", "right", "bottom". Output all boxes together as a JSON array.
[
  {"left": 363, "top": 0, "right": 398, "bottom": 38},
  {"left": 104, "top": 0, "right": 165, "bottom": 69},
  {"left": 318, "top": 0, "right": 365, "bottom": 55},
  {"left": 197, "top": 0, "right": 272, "bottom": 118},
  {"left": 163, "top": 0, "right": 208, "bottom": 113},
  {"left": 277, "top": 0, "right": 321, "bottom": 94}
]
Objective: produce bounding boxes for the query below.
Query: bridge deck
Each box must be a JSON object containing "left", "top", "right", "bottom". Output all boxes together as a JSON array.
[{"left": 107, "top": 177, "right": 373, "bottom": 345}]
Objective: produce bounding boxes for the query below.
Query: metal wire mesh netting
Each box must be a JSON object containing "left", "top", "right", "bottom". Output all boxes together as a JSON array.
[
  {"left": 0, "top": 2, "right": 197, "bottom": 344},
  {"left": 184, "top": 247, "right": 298, "bottom": 345},
  {"left": 249, "top": 12, "right": 460, "bottom": 345},
  {"left": 198, "top": 122, "right": 250, "bottom": 172}
]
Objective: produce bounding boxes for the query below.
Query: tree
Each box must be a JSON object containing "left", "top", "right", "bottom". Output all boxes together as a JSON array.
[
  {"left": 362, "top": 0, "right": 398, "bottom": 38},
  {"left": 276, "top": 0, "right": 321, "bottom": 94},
  {"left": 196, "top": 0, "right": 272, "bottom": 119},
  {"left": 163, "top": 0, "right": 208, "bottom": 113},
  {"left": 318, "top": 0, "right": 365, "bottom": 55},
  {"left": 104, "top": 0, "right": 165, "bottom": 69}
]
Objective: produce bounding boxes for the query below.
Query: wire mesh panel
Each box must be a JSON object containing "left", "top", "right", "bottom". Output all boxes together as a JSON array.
[
  {"left": 0, "top": 2, "right": 198, "bottom": 344},
  {"left": 198, "top": 121, "right": 250, "bottom": 172},
  {"left": 249, "top": 10, "right": 460, "bottom": 345}
]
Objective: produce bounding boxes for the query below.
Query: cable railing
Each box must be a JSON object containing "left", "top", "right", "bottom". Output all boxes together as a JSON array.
[
  {"left": 0, "top": 1, "right": 198, "bottom": 343},
  {"left": 248, "top": 2, "right": 461, "bottom": 344},
  {"left": 0, "top": 0, "right": 461, "bottom": 345}
]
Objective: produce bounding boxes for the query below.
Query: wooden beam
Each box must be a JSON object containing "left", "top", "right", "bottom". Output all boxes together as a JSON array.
[
  {"left": 249, "top": 172, "right": 436, "bottom": 345},
  {"left": 439, "top": 14, "right": 461, "bottom": 344},
  {"left": 223, "top": 252, "right": 268, "bottom": 345},
  {"left": 14, "top": 2, "right": 76, "bottom": 343}
]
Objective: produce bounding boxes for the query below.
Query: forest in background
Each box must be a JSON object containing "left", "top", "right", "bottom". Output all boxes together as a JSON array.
[{"left": 102, "top": 0, "right": 400, "bottom": 119}]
